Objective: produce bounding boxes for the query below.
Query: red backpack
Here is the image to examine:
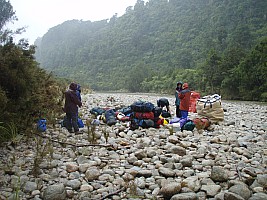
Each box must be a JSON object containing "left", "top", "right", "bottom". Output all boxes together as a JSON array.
[{"left": 134, "top": 112, "right": 154, "bottom": 120}]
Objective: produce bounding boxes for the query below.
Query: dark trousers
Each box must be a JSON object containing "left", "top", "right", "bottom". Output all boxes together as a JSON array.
[
  {"left": 176, "top": 106, "right": 181, "bottom": 118},
  {"left": 66, "top": 112, "right": 79, "bottom": 132}
]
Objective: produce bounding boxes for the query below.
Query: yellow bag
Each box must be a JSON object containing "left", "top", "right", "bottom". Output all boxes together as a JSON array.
[{"left": 159, "top": 115, "right": 169, "bottom": 125}]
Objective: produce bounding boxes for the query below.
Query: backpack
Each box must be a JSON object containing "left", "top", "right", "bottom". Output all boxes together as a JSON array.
[
  {"left": 154, "top": 117, "right": 163, "bottom": 128},
  {"left": 193, "top": 117, "right": 210, "bottom": 130},
  {"left": 140, "top": 119, "right": 154, "bottom": 128},
  {"left": 117, "top": 106, "right": 133, "bottom": 116},
  {"left": 105, "top": 109, "right": 117, "bottom": 126},
  {"left": 134, "top": 112, "right": 154, "bottom": 120},
  {"left": 37, "top": 118, "right": 47, "bottom": 132},
  {"left": 153, "top": 107, "right": 162, "bottom": 118},
  {"left": 130, "top": 100, "right": 155, "bottom": 112},
  {"left": 77, "top": 118, "right": 84, "bottom": 128},
  {"left": 161, "top": 110, "right": 171, "bottom": 118},
  {"left": 90, "top": 107, "right": 106, "bottom": 116},
  {"left": 130, "top": 118, "right": 140, "bottom": 130},
  {"left": 181, "top": 120, "right": 195, "bottom": 131}
]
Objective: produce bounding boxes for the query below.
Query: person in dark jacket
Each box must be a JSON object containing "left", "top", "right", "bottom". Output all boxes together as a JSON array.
[
  {"left": 178, "top": 83, "right": 191, "bottom": 119},
  {"left": 157, "top": 98, "right": 170, "bottom": 113},
  {"left": 64, "top": 83, "right": 82, "bottom": 133},
  {"left": 175, "top": 81, "right": 183, "bottom": 118}
]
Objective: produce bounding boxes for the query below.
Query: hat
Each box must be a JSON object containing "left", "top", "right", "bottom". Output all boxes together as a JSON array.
[
  {"left": 182, "top": 83, "right": 189, "bottom": 89},
  {"left": 69, "top": 83, "right": 77, "bottom": 90},
  {"left": 177, "top": 81, "right": 183, "bottom": 85}
]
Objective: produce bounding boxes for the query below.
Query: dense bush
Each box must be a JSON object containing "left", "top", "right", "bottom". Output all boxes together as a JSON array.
[{"left": 0, "top": 0, "right": 65, "bottom": 142}]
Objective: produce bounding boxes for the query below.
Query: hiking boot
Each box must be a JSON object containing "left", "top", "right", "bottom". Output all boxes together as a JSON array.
[{"left": 68, "top": 130, "right": 74, "bottom": 133}]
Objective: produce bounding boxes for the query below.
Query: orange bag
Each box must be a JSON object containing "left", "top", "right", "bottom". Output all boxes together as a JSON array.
[
  {"left": 193, "top": 117, "right": 210, "bottom": 130},
  {"left": 189, "top": 91, "right": 200, "bottom": 113}
]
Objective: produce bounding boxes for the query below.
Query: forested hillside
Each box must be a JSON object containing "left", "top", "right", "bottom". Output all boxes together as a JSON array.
[{"left": 35, "top": 0, "right": 267, "bottom": 101}]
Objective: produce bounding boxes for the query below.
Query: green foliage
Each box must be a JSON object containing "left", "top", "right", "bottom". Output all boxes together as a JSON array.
[
  {"left": 0, "top": 0, "right": 65, "bottom": 137},
  {"left": 0, "top": 87, "right": 8, "bottom": 113},
  {"left": 0, "top": 0, "right": 17, "bottom": 30},
  {"left": 32, "top": 137, "right": 52, "bottom": 177},
  {"left": 237, "top": 37, "right": 267, "bottom": 100},
  {"left": 101, "top": 126, "right": 109, "bottom": 143},
  {"left": 0, "top": 39, "right": 65, "bottom": 132},
  {"left": 260, "top": 92, "right": 267, "bottom": 102},
  {"left": 0, "top": 121, "right": 21, "bottom": 144},
  {"left": 86, "top": 118, "right": 97, "bottom": 143},
  {"left": 200, "top": 49, "right": 222, "bottom": 94},
  {"left": 34, "top": 0, "right": 267, "bottom": 100}
]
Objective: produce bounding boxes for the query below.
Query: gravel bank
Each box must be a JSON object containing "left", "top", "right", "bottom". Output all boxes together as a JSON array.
[{"left": 0, "top": 92, "right": 266, "bottom": 200}]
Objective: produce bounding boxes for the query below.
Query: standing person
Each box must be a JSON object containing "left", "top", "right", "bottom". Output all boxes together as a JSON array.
[
  {"left": 157, "top": 98, "right": 171, "bottom": 113},
  {"left": 178, "top": 83, "right": 191, "bottom": 119},
  {"left": 175, "top": 81, "right": 183, "bottom": 118},
  {"left": 64, "top": 83, "right": 82, "bottom": 133}
]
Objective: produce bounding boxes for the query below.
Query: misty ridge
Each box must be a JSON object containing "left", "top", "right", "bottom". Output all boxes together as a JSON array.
[{"left": 34, "top": 0, "right": 266, "bottom": 101}]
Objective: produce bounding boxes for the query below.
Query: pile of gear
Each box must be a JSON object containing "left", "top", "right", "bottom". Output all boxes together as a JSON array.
[
  {"left": 170, "top": 93, "right": 224, "bottom": 132},
  {"left": 89, "top": 100, "right": 170, "bottom": 130},
  {"left": 87, "top": 93, "right": 224, "bottom": 132}
]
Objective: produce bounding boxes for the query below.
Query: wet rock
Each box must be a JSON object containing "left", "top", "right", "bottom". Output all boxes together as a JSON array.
[
  {"left": 170, "top": 192, "right": 198, "bottom": 200},
  {"left": 85, "top": 167, "right": 100, "bottom": 181},
  {"left": 248, "top": 192, "right": 267, "bottom": 200},
  {"left": 66, "top": 162, "right": 79, "bottom": 173},
  {"left": 224, "top": 192, "right": 245, "bottom": 200},
  {"left": 228, "top": 184, "right": 251, "bottom": 200},
  {"left": 136, "top": 169, "right": 152, "bottom": 178},
  {"left": 211, "top": 166, "right": 229, "bottom": 182},
  {"left": 201, "top": 184, "right": 221, "bottom": 197},
  {"left": 159, "top": 182, "right": 181, "bottom": 200},
  {"left": 43, "top": 183, "right": 66, "bottom": 200},
  {"left": 23, "top": 181, "right": 37, "bottom": 193},
  {"left": 66, "top": 179, "right": 81, "bottom": 190},
  {"left": 170, "top": 146, "right": 186, "bottom": 156},
  {"left": 181, "top": 176, "right": 201, "bottom": 192},
  {"left": 257, "top": 174, "right": 267, "bottom": 187},
  {"left": 134, "top": 150, "right": 147, "bottom": 160},
  {"left": 158, "top": 167, "right": 176, "bottom": 177},
  {"left": 180, "top": 156, "right": 193, "bottom": 167}
]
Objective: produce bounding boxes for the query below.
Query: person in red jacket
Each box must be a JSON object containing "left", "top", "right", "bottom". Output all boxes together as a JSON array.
[
  {"left": 178, "top": 83, "right": 191, "bottom": 119},
  {"left": 64, "top": 83, "right": 82, "bottom": 133}
]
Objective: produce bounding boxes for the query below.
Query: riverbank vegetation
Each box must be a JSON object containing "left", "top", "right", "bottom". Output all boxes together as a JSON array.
[
  {"left": 0, "top": 0, "right": 65, "bottom": 141},
  {"left": 35, "top": 0, "right": 267, "bottom": 101}
]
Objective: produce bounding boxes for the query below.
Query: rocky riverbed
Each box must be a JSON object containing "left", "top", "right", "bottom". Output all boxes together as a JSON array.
[{"left": 0, "top": 92, "right": 266, "bottom": 200}]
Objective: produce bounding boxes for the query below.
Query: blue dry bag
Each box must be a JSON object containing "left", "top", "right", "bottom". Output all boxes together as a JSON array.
[
  {"left": 37, "top": 119, "right": 47, "bottom": 132},
  {"left": 77, "top": 118, "right": 84, "bottom": 128}
]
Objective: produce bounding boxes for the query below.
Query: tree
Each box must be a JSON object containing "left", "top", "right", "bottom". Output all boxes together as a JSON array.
[
  {"left": 237, "top": 37, "right": 267, "bottom": 100},
  {"left": 0, "top": 0, "right": 64, "bottom": 136},
  {"left": 200, "top": 49, "right": 222, "bottom": 93},
  {"left": 0, "top": 0, "right": 16, "bottom": 30}
]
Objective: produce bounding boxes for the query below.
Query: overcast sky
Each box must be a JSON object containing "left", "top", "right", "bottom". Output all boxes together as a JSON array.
[{"left": 7, "top": 0, "right": 138, "bottom": 44}]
